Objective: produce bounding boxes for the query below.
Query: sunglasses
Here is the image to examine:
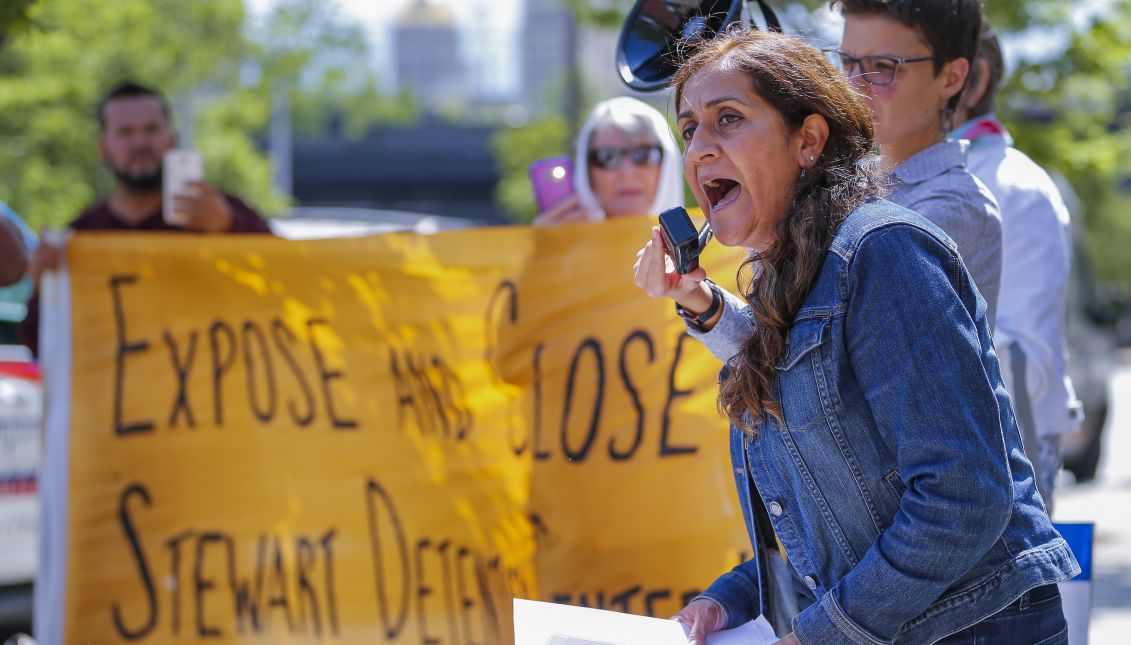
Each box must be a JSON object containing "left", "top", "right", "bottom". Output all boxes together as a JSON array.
[
  {"left": 588, "top": 145, "right": 663, "bottom": 170},
  {"left": 825, "top": 49, "right": 939, "bottom": 86}
]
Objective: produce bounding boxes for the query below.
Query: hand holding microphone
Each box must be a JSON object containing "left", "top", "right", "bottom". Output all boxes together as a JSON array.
[{"left": 633, "top": 207, "right": 722, "bottom": 331}]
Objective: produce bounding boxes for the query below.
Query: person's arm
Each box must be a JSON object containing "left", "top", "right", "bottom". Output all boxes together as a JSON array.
[
  {"left": 173, "top": 183, "right": 272, "bottom": 234},
  {"left": 633, "top": 226, "right": 754, "bottom": 362},
  {"left": 20, "top": 230, "right": 68, "bottom": 358},
  {"left": 533, "top": 195, "right": 589, "bottom": 227},
  {"left": 686, "top": 286, "right": 754, "bottom": 363},
  {"left": 693, "top": 559, "right": 760, "bottom": 629},
  {"left": 792, "top": 225, "right": 1014, "bottom": 645},
  {"left": 672, "top": 596, "right": 728, "bottom": 645},
  {"left": 0, "top": 216, "right": 28, "bottom": 286},
  {"left": 994, "top": 181, "right": 1072, "bottom": 415},
  {"left": 17, "top": 289, "right": 40, "bottom": 357},
  {"left": 223, "top": 193, "right": 273, "bottom": 233},
  {"left": 903, "top": 182, "right": 1003, "bottom": 324},
  {"left": 676, "top": 585, "right": 801, "bottom": 645}
]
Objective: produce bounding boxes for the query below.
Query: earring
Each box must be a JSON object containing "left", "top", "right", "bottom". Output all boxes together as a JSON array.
[{"left": 809, "top": 155, "right": 816, "bottom": 162}]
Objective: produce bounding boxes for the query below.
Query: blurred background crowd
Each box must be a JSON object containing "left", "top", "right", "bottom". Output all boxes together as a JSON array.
[
  {"left": 2, "top": 0, "right": 1128, "bottom": 465},
  {"left": 0, "top": 0, "right": 1130, "bottom": 638}
]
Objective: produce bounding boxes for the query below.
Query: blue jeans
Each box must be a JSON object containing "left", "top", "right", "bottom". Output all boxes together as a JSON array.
[{"left": 934, "top": 584, "right": 1068, "bottom": 644}]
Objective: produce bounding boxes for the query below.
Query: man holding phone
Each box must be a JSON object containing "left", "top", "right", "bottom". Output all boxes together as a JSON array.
[{"left": 19, "top": 81, "right": 270, "bottom": 356}]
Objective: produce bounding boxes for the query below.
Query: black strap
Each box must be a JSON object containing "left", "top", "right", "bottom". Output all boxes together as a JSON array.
[{"left": 676, "top": 279, "right": 723, "bottom": 332}]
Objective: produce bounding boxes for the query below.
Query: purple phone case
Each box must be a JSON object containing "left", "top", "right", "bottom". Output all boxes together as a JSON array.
[{"left": 529, "top": 156, "right": 575, "bottom": 213}]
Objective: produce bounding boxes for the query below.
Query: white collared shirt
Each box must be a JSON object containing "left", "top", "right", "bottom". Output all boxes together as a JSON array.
[{"left": 957, "top": 118, "right": 1082, "bottom": 437}]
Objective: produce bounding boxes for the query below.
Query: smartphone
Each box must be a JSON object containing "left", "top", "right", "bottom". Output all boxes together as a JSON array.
[
  {"left": 528, "top": 156, "right": 575, "bottom": 213},
  {"left": 163, "top": 148, "right": 203, "bottom": 226}
]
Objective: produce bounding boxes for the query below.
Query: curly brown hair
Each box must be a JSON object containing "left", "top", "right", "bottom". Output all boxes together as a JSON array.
[{"left": 672, "top": 28, "right": 883, "bottom": 432}]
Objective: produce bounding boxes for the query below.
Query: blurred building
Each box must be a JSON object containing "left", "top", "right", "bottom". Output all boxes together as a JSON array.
[
  {"left": 291, "top": 118, "right": 504, "bottom": 224},
  {"left": 578, "top": 27, "right": 638, "bottom": 104},
  {"left": 394, "top": 0, "right": 468, "bottom": 113},
  {"left": 520, "top": 0, "right": 571, "bottom": 114},
  {"left": 518, "top": 0, "right": 663, "bottom": 120}
]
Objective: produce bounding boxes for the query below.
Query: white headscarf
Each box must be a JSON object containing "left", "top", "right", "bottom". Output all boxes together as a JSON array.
[{"left": 573, "top": 96, "right": 684, "bottom": 221}]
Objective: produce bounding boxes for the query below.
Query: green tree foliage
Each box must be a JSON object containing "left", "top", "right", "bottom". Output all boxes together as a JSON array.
[
  {"left": 1000, "top": 1, "right": 1131, "bottom": 286},
  {"left": 248, "top": 1, "right": 418, "bottom": 139},
  {"left": 290, "top": 73, "right": 418, "bottom": 139},
  {"left": 561, "top": 0, "right": 632, "bottom": 29},
  {"left": 0, "top": 0, "right": 414, "bottom": 229},
  {"left": 0, "top": 0, "right": 37, "bottom": 48},
  {"left": 0, "top": 1, "right": 252, "bottom": 228},
  {"left": 490, "top": 64, "right": 611, "bottom": 223},
  {"left": 492, "top": 116, "right": 572, "bottom": 223}
]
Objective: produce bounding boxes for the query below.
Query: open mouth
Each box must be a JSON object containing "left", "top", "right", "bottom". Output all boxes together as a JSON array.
[{"left": 702, "top": 178, "right": 741, "bottom": 212}]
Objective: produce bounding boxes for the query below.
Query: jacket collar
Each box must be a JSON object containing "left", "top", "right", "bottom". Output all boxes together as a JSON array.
[
  {"left": 891, "top": 139, "right": 969, "bottom": 186},
  {"left": 950, "top": 113, "right": 1014, "bottom": 148}
]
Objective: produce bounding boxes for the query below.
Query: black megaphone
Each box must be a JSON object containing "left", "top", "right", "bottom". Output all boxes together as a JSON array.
[{"left": 616, "top": 0, "right": 782, "bottom": 92}]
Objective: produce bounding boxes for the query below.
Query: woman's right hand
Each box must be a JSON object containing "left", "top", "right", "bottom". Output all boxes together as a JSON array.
[
  {"left": 533, "top": 195, "right": 587, "bottom": 227},
  {"left": 634, "top": 226, "right": 711, "bottom": 306},
  {"left": 672, "top": 598, "right": 727, "bottom": 645}
]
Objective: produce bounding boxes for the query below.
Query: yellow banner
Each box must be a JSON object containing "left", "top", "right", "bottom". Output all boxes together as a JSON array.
[{"left": 49, "top": 217, "right": 751, "bottom": 643}]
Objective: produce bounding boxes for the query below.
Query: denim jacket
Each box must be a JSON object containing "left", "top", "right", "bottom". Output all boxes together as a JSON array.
[{"left": 691, "top": 198, "right": 1079, "bottom": 644}]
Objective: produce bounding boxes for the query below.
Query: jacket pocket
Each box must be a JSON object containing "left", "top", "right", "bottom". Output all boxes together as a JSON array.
[
  {"left": 774, "top": 316, "right": 835, "bottom": 429},
  {"left": 777, "top": 317, "right": 828, "bottom": 371}
]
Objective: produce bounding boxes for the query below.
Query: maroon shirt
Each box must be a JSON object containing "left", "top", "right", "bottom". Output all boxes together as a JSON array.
[{"left": 19, "top": 193, "right": 272, "bottom": 356}]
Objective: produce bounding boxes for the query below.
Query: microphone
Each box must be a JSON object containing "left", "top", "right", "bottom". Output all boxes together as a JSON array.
[{"left": 658, "top": 206, "right": 712, "bottom": 275}]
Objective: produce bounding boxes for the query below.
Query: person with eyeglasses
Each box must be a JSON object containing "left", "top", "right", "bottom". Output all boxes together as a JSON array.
[
  {"left": 829, "top": 0, "right": 1003, "bottom": 325},
  {"left": 534, "top": 96, "right": 684, "bottom": 226}
]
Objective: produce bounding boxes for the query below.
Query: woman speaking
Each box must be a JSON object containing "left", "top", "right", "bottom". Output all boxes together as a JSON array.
[{"left": 633, "top": 29, "right": 1077, "bottom": 645}]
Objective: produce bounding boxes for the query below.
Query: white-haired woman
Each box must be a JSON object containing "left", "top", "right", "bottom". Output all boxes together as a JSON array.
[{"left": 535, "top": 96, "right": 684, "bottom": 225}]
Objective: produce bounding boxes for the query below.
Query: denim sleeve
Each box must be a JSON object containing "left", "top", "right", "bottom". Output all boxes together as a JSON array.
[
  {"left": 900, "top": 181, "right": 1002, "bottom": 326},
  {"left": 792, "top": 225, "right": 1014, "bottom": 645}
]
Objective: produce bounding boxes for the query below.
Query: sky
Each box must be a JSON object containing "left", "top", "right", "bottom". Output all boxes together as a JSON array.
[{"left": 243, "top": 0, "right": 1118, "bottom": 99}]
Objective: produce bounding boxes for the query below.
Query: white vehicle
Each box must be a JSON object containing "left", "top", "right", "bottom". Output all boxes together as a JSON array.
[
  {"left": 270, "top": 206, "right": 478, "bottom": 240},
  {"left": 0, "top": 344, "right": 39, "bottom": 632}
]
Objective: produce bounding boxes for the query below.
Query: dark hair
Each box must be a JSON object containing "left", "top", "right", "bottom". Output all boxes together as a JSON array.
[
  {"left": 97, "top": 82, "right": 171, "bottom": 131},
  {"left": 966, "top": 28, "right": 1004, "bottom": 119},
  {"left": 673, "top": 28, "right": 883, "bottom": 432},
  {"left": 830, "top": 0, "right": 983, "bottom": 112}
]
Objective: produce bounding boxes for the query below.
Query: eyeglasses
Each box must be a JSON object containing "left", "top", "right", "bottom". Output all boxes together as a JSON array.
[
  {"left": 588, "top": 145, "right": 663, "bottom": 170},
  {"left": 825, "top": 49, "right": 939, "bottom": 86}
]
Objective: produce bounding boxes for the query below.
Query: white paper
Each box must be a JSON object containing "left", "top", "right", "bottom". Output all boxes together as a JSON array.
[
  {"left": 693, "top": 616, "right": 778, "bottom": 645},
  {"left": 514, "top": 599, "right": 777, "bottom": 645}
]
